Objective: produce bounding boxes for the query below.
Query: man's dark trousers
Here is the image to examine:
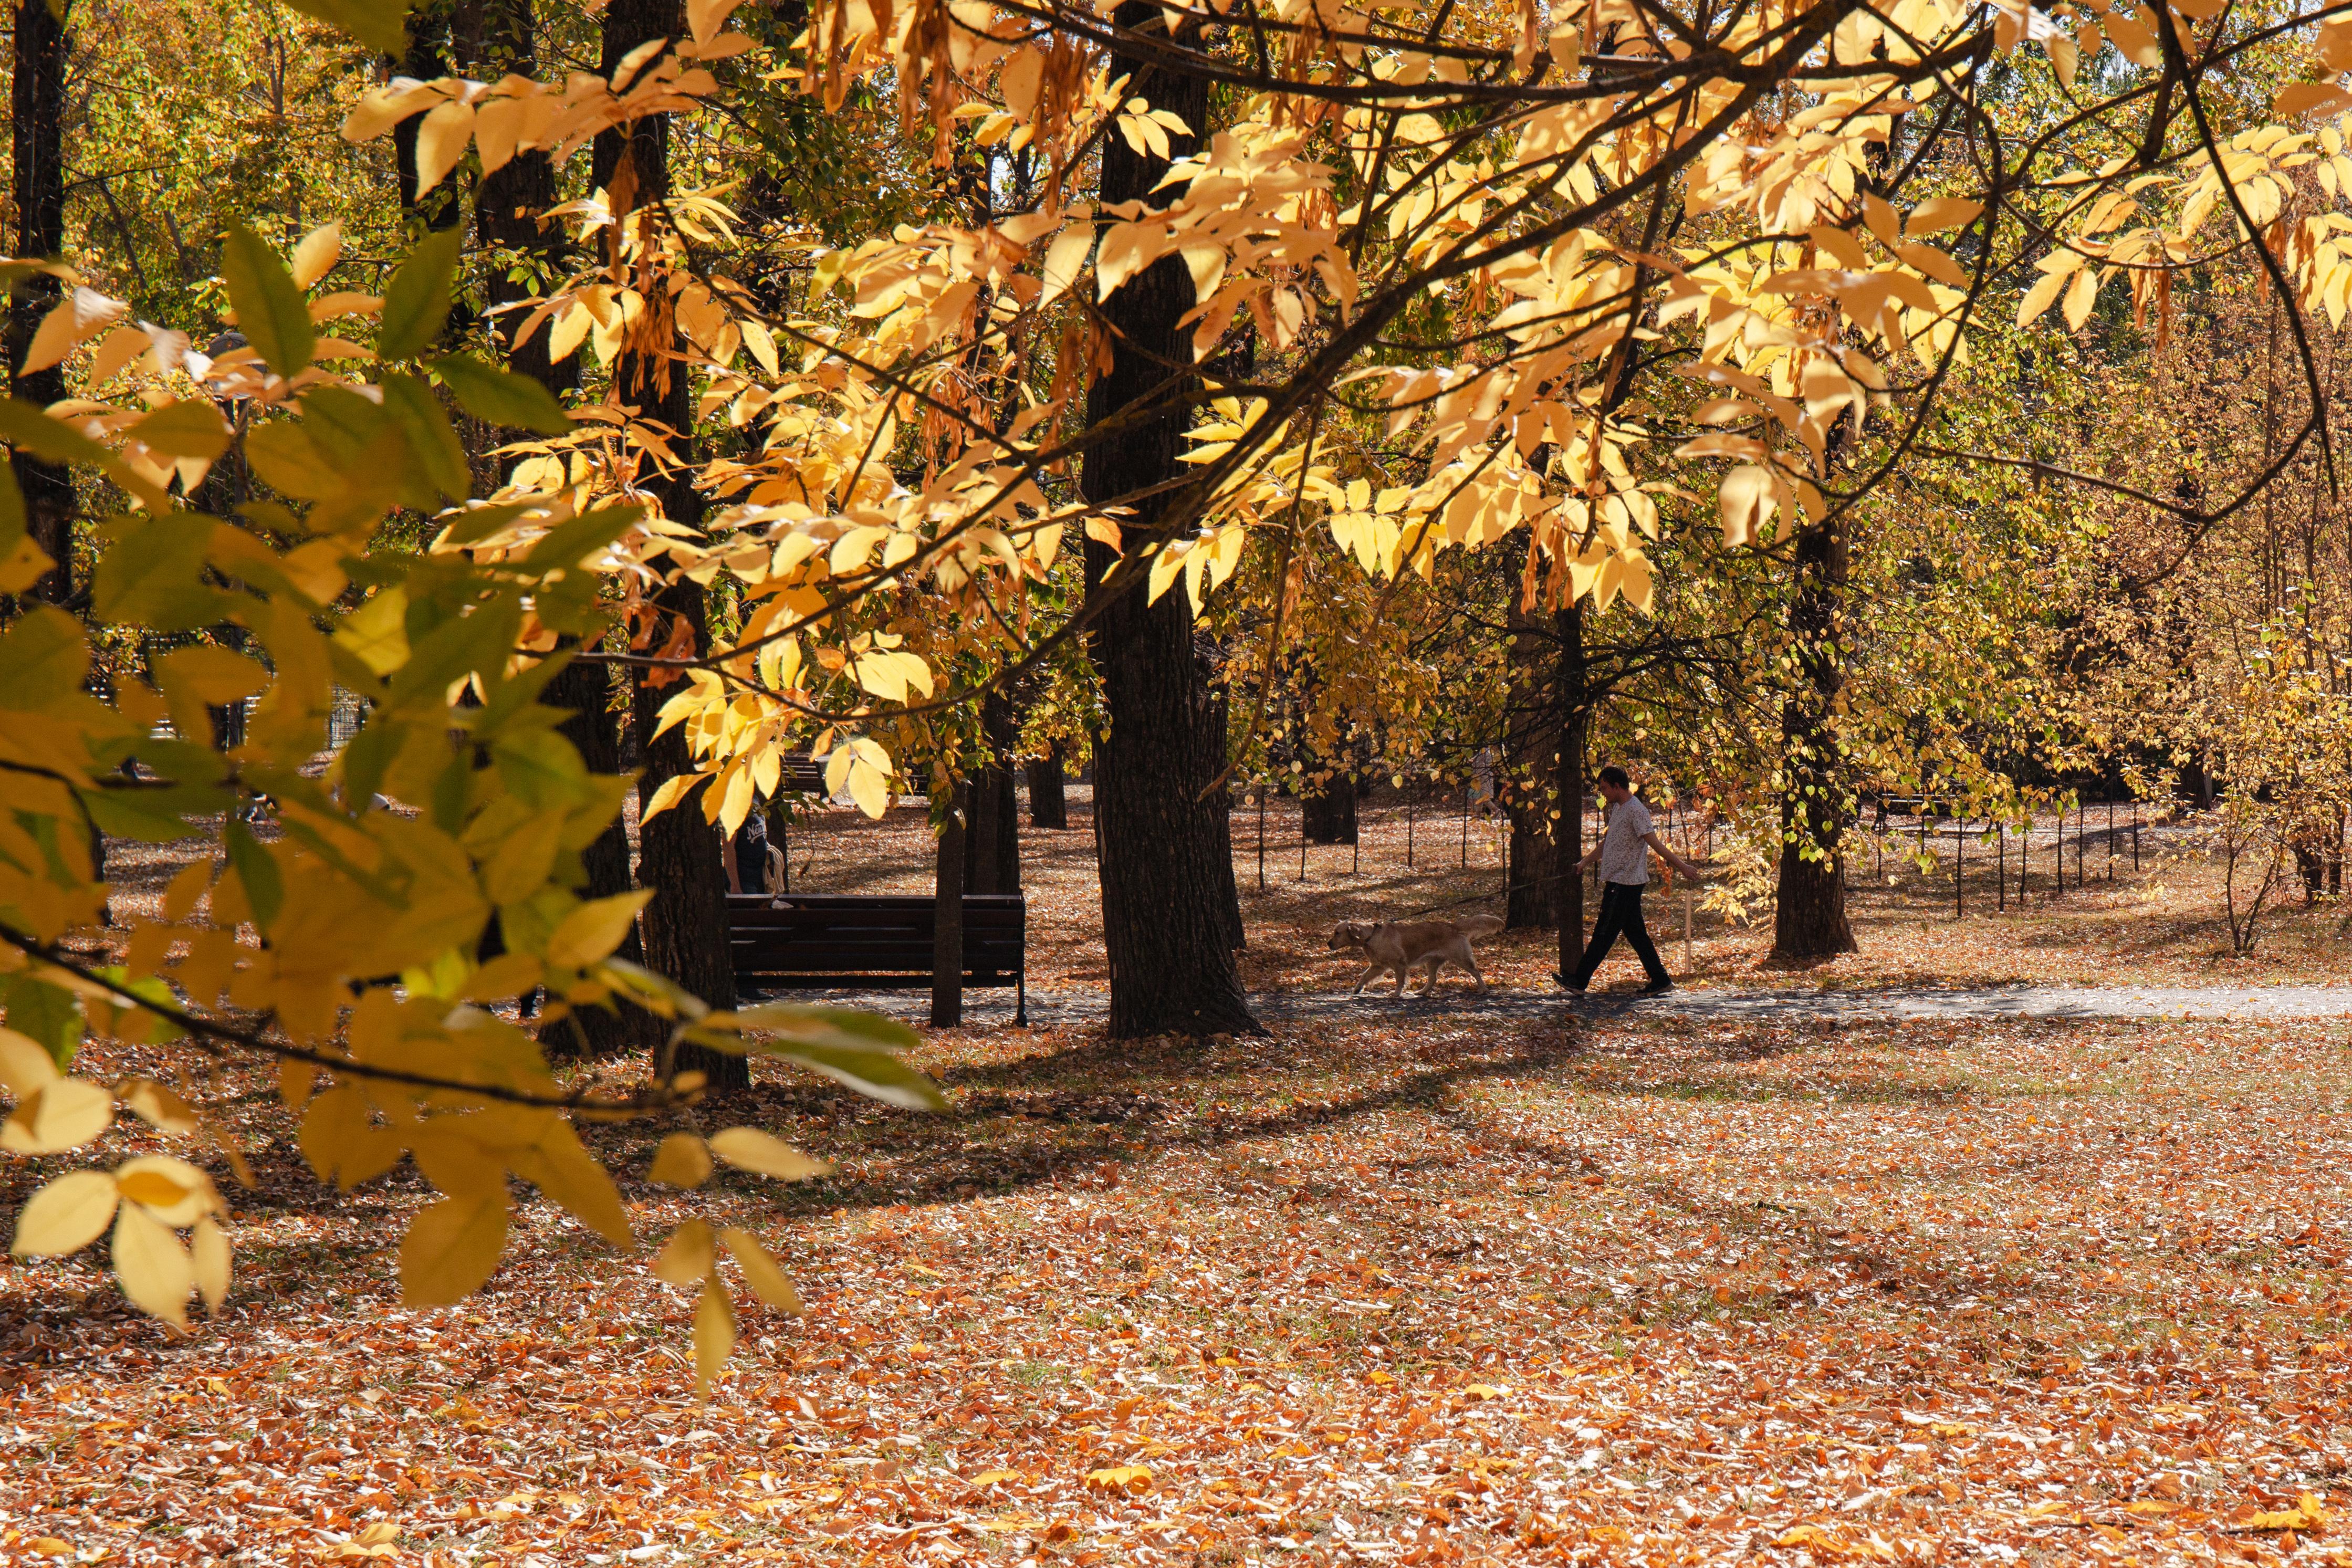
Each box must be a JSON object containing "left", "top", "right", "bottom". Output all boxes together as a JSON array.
[{"left": 1570, "top": 880, "right": 1670, "bottom": 988}]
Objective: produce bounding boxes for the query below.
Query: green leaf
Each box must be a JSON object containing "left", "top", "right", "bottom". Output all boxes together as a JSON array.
[
  {"left": 80, "top": 783, "right": 219, "bottom": 843},
  {"left": 221, "top": 226, "right": 316, "bottom": 378},
  {"left": 378, "top": 228, "right": 463, "bottom": 362},
  {"left": 520, "top": 504, "right": 642, "bottom": 573},
  {"left": 752, "top": 1037, "right": 944, "bottom": 1112},
  {"left": 92, "top": 515, "right": 223, "bottom": 633},
  {"left": 281, "top": 0, "right": 412, "bottom": 51},
  {"left": 378, "top": 372, "right": 471, "bottom": 501},
  {"left": 733, "top": 1001, "right": 921, "bottom": 1052},
  {"left": 432, "top": 354, "right": 574, "bottom": 435},
  {"left": 0, "top": 975, "right": 82, "bottom": 1069},
  {"left": 0, "top": 398, "right": 169, "bottom": 510},
  {"left": 223, "top": 819, "right": 285, "bottom": 934}
]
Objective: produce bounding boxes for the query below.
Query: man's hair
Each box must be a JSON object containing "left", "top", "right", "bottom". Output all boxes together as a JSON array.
[{"left": 1597, "top": 765, "right": 1631, "bottom": 789}]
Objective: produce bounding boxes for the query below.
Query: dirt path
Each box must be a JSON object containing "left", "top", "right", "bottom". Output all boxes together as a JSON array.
[{"left": 770, "top": 980, "right": 2352, "bottom": 1030}]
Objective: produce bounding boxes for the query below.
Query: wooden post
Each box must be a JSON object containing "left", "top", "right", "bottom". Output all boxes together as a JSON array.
[
  {"left": 931, "top": 778, "right": 965, "bottom": 1029},
  {"left": 1257, "top": 783, "right": 1266, "bottom": 892},
  {"left": 2053, "top": 805, "right": 2063, "bottom": 896},
  {"left": 1460, "top": 779, "right": 1470, "bottom": 867},
  {"left": 1956, "top": 816, "right": 1963, "bottom": 919},
  {"left": 2107, "top": 796, "right": 2115, "bottom": 881},
  {"left": 1998, "top": 822, "right": 2006, "bottom": 912}
]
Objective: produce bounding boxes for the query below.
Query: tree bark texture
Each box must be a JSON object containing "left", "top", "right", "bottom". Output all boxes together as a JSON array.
[
  {"left": 1080, "top": 3, "right": 1257, "bottom": 1037},
  {"left": 595, "top": 0, "right": 745, "bottom": 1086},
  {"left": 1502, "top": 595, "right": 1561, "bottom": 930},
  {"left": 964, "top": 692, "right": 1021, "bottom": 895},
  {"left": 9, "top": 0, "right": 74, "bottom": 603},
  {"left": 1555, "top": 604, "right": 1590, "bottom": 978},
  {"left": 1770, "top": 519, "right": 1859, "bottom": 961},
  {"left": 1301, "top": 778, "right": 1358, "bottom": 845},
  {"left": 932, "top": 781, "right": 966, "bottom": 1028},
  {"left": 459, "top": 0, "right": 571, "bottom": 401},
  {"left": 1026, "top": 744, "right": 1068, "bottom": 829}
]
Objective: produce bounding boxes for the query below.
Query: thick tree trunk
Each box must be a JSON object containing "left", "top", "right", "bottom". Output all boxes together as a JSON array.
[
  {"left": 1301, "top": 776, "right": 1358, "bottom": 844},
  {"left": 1080, "top": 2, "right": 1257, "bottom": 1038},
  {"left": 594, "top": 0, "right": 744, "bottom": 1086},
  {"left": 965, "top": 692, "right": 1021, "bottom": 895},
  {"left": 1556, "top": 605, "right": 1590, "bottom": 962},
  {"left": 932, "top": 780, "right": 966, "bottom": 1028},
  {"left": 1026, "top": 743, "right": 1068, "bottom": 829},
  {"left": 1770, "top": 519, "right": 1858, "bottom": 961},
  {"left": 1502, "top": 594, "right": 1561, "bottom": 929},
  {"left": 9, "top": 0, "right": 73, "bottom": 603}
]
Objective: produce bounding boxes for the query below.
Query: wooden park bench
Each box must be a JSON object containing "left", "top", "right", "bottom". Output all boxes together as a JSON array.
[{"left": 726, "top": 893, "right": 1027, "bottom": 1023}]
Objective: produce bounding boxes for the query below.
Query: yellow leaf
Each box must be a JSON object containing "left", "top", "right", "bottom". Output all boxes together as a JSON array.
[
  {"left": 741, "top": 318, "right": 779, "bottom": 375},
  {"left": 161, "top": 860, "right": 214, "bottom": 923},
  {"left": 2226, "top": 1493, "right": 2329, "bottom": 1532},
  {"left": 26, "top": 1539, "right": 73, "bottom": 1558},
  {"left": 649, "top": 1132, "right": 714, "bottom": 1188},
  {"left": 0, "top": 1026, "right": 60, "bottom": 1094},
  {"left": 655, "top": 1218, "right": 716, "bottom": 1284},
  {"left": 399, "top": 1192, "right": 510, "bottom": 1308},
  {"left": 291, "top": 222, "right": 344, "bottom": 288},
  {"left": 688, "top": 0, "right": 744, "bottom": 44},
  {"left": 115, "top": 1155, "right": 218, "bottom": 1226},
  {"left": 1718, "top": 464, "right": 1776, "bottom": 547},
  {"left": 334, "top": 587, "right": 410, "bottom": 676},
  {"left": 544, "top": 890, "right": 653, "bottom": 967},
  {"left": 11, "top": 1170, "right": 120, "bottom": 1257},
  {"left": 2048, "top": 30, "right": 2078, "bottom": 86},
  {"left": 845, "top": 756, "right": 889, "bottom": 819},
  {"left": 968, "top": 1469, "right": 1020, "bottom": 1487},
  {"left": 120, "top": 1079, "right": 201, "bottom": 1137},
  {"left": 708, "top": 1126, "right": 828, "bottom": 1181},
  {"left": 414, "top": 99, "right": 476, "bottom": 194},
  {"left": 721, "top": 1225, "right": 803, "bottom": 1313},
  {"left": 1, "top": 1076, "right": 114, "bottom": 1155},
  {"left": 2016, "top": 269, "right": 2067, "bottom": 328},
  {"left": 1463, "top": 1384, "right": 1507, "bottom": 1401},
  {"left": 2062, "top": 267, "right": 2100, "bottom": 330},
  {"left": 112, "top": 1202, "right": 194, "bottom": 1327},
  {"left": 1086, "top": 1464, "right": 1153, "bottom": 1492},
  {"left": 694, "top": 1276, "right": 737, "bottom": 1394},
  {"left": 192, "top": 1215, "right": 231, "bottom": 1314},
  {"left": 1907, "top": 198, "right": 1984, "bottom": 236}
]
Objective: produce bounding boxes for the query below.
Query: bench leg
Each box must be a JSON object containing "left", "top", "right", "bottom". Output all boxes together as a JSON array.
[{"left": 1016, "top": 973, "right": 1027, "bottom": 1028}]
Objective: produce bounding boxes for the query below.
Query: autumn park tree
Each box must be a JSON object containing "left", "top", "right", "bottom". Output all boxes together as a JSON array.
[{"left": 7, "top": 0, "right": 2352, "bottom": 1363}]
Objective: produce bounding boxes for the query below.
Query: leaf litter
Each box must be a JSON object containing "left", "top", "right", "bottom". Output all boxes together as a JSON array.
[{"left": 9, "top": 1007, "right": 2352, "bottom": 1565}]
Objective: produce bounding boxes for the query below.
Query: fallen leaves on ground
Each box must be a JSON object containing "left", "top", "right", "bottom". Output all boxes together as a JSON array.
[{"left": 9, "top": 1005, "right": 2352, "bottom": 1564}]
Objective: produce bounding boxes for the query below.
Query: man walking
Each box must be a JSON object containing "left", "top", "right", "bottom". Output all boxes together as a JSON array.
[{"left": 1559, "top": 765, "right": 1708, "bottom": 996}]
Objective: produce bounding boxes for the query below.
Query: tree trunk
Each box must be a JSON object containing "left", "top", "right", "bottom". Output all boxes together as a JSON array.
[
  {"left": 932, "top": 779, "right": 965, "bottom": 1028},
  {"left": 1080, "top": 2, "right": 1257, "bottom": 1038},
  {"left": 595, "top": 0, "right": 745, "bottom": 1088},
  {"left": 1555, "top": 603, "right": 1590, "bottom": 979},
  {"left": 1502, "top": 594, "right": 1560, "bottom": 929},
  {"left": 1301, "top": 777, "right": 1358, "bottom": 844},
  {"left": 1026, "top": 743, "right": 1068, "bottom": 829},
  {"left": 965, "top": 692, "right": 1021, "bottom": 895},
  {"left": 9, "top": 0, "right": 74, "bottom": 603},
  {"left": 1770, "top": 518, "right": 1858, "bottom": 961}
]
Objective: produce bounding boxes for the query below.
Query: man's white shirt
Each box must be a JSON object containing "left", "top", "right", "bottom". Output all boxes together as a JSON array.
[{"left": 1597, "top": 796, "right": 1655, "bottom": 885}]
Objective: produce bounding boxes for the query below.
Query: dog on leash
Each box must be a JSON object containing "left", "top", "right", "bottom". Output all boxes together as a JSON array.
[{"left": 1328, "top": 914, "right": 1505, "bottom": 998}]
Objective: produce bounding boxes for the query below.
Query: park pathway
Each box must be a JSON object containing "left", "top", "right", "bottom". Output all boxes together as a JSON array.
[{"left": 785, "top": 982, "right": 2352, "bottom": 1029}]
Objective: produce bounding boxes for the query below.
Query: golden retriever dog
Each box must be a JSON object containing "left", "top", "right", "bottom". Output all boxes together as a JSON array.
[{"left": 1327, "top": 914, "right": 1505, "bottom": 998}]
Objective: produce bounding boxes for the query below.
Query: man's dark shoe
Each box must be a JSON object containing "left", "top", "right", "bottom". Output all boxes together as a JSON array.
[
  {"left": 1638, "top": 979, "right": 1676, "bottom": 997},
  {"left": 1554, "top": 971, "right": 1587, "bottom": 993}
]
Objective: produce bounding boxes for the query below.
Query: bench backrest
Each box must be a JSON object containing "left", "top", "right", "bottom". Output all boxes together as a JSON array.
[{"left": 727, "top": 893, "right": 1024, "bottom": 982}]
